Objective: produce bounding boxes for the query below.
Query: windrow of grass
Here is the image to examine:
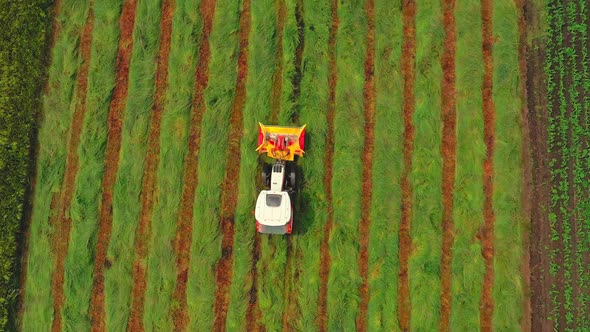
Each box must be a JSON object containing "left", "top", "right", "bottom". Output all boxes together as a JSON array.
[
  {"left": 278, "top": 0, "right": 302, "bottom": 124},
  {"left": 22, "top": 1, "right": 90, "bottom": 329},
  {"left": 366, "top": 0, "right": 403, "bottom": 331},
  {"left": 143, "top": 0, "right": 202, "bottom": 329},
  {"left": 185, "top": 0, "right": 242, "bottom": 330},
  {"left": 224, "top": 0, "right": 277, "bottom": 329},
  {"left": 62, "top": 1, "right": 123, "bottom": 330},
  {"left": 288, "top": 0, "right": 331, "bottom": 328},
  {"left": 492, "top": 0, "right": 524, "bottom": 329},
  {"left": 104, "top": 0, "right": 163, "bottom": 330},
  {"left": 326, "top": 0, "right": 367, "bottom": 330},
  {"left": 449, "top": 0, "right": 485, "bottom": 330},
  {"left": 408, "top": 0, "right": 444, "bottom": 330}
]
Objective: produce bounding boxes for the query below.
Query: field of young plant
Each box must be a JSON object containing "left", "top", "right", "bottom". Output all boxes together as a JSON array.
[{"left": 8, "top": 0, "right": 586, "bottom": 330}]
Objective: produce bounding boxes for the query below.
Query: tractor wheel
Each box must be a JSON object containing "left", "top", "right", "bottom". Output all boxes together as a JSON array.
[
  {"left": 289, "top": 168, "right": 296, "bottom": 190},
  {"left": 262, "top": 164, "right": 271, "bottom": 187}
]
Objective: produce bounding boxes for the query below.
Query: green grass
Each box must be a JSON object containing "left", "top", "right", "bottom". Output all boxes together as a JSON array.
[
  {"left": 366, "top": 0, "right": 403, "bottom": 331},
  {"left": 326, "top": 0, "right": 367, "bottom": 330},
  {"left": 450, "top": 0, "right": 485, "bottom": 330},
  {"left": 288, "top": 0, "right": 331, "bottom": 328},
  {"left": 184, "top": 0, "right": 242, "bottom": 329},
  {"left": 225, "top": 0, "right": 277, "bottom": 328},
  {"left": 408, "top": 0, "right": 444, "bottom": 330},
  {"left": 22, "top": 1, "right": 90, "bottom": 330},
  {"left": 105, "top": 0, "right": 162, "bottom": 330},
  {"left": 62, "top": 1, "right": 122, "bottom": 330},
  {"left": 143, "top": 0, "right": 202, "bottom": 329},
  {"left": 0, "top": 0, "right": 49, "bottom": 329}
]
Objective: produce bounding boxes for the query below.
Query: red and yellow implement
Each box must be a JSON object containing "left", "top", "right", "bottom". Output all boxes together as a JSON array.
[{"left": 256, "top": 123, "right": 306, "bottom": 161}]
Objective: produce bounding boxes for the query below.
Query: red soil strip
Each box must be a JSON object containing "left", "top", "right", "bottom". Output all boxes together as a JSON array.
[
  {"left": 356, "top": 0, "right": 375, "bottom": 330},
  {"left": 127, "top": 0, "right": 174, "bottom": 330},
  {"left": 317, "top": 0, "right": 338, "bottom": 330},
  {"left": 89, "top": 1, "right": 137, "bottom": 330},
  {"left": 49, "top": 5, "right": 94, "bottom": 331},
  {"left": 515, "top": 0, "right": 531, "bottom": 330},
  {"left": 479, "top": 1, "right": 496, "bottom": 331},
  {"left": 270, "top": 0, "right": 286, "bottom": 123},
  {"left": 397, "top": 0, "right": 416, "bottom": 330},
  {"left": 438, "top": 0, "right": 457, "bottom": 330},
  {"left": 169, "top": 0, "right": 216, "bottom": 330},
  {"left": 17, "top": 0, "right": 64, "bottom": 326},
  {"left": 212, "top": 0, "right": 251, "bottom": 329}
]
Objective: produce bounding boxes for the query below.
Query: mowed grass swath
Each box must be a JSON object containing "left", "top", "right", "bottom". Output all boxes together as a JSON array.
[{"left": 12, "top": 0, "right": 567, "bottom": 330}]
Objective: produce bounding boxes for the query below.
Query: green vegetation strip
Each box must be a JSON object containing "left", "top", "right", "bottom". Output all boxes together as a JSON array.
[
  {"left": 450, "top": 0, "right": 485, "bottom": 330},
  {"left": 104, "top": 0, "right": 162, "bottom": 330},
  {"left": 408, "top": 0, "right": 444, "bottom": 330},
  {"left": 184, "top": 0, "right": 241, "bottom": 330},
  {"left": 225, "top": 0, "right": 277, "bottom": 328},
  {"left": 492, "top": 0, "right": 524, "bottom": 329},
  {"left": 326, "top": 1, "right": 367, "bottom": 330},
  {"left": 0, "top": 0, "right": 50, "bottom": 329},
  {"left": 366, "top": 0, "right": 402, "bottom": 330},
  {"left": 22, "top": 1, "right": 90, "bottom": 329},
  {"left": 288, "top": 0, "right": 331, "bottom": 328},
  {"left": 62, "top": 1, "right": 122, "bottom": 330},
  {"left": 143, "top": 0, "right": 202, "bottom": 329}
]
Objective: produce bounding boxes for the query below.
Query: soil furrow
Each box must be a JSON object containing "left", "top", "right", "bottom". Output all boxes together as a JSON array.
[
  {"left": 398, "top": 0, "right": 416, "bottom": 330},
  {"left": 356, "top": 0, "right": 375, "bottom": 330},
  {"left": 317, "top": 0, "right": 338, "bottom": 330},
  {"left": 479, "top": 0, "right": 495, "bottom": 330},
  {"left": 169, "top": 0, "right": 216, "bottom": 329},
  {"left": 245, "top": 235, "right": 262, "bottom": 331},
  {"left": 438, "top": 0, "right": 457, "bottom": 330},
  {"left": 49, "top": 5, "right": 94, "bottom": 331},
  {"left": 212, "top": 0, "right": 251, "bottom": 329},
  {"left": 89, "top": 1, "right": 138, "bottom": 330},
  {"left": 270, "top": 0, "right": 286, "bottom": 123},
  {"left": 127, "top": 0, "right": 174, "bottom": 330}
]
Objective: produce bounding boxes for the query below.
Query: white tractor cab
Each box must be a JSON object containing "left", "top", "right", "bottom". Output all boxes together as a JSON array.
[{"left": 254, "top": 123, "right": 305, "bottom": 235}]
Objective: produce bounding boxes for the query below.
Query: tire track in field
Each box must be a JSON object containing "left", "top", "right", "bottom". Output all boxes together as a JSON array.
[
  {"left": 317, "top": 0, "right": 338, "bottom": 330},
  {"left": 439, "top": 0, "right": 457, "bottom": 330},
  {"left": 90, "top": 1, "right": 137, "bottom": 330},
  {"left": 169, "top": 0, "right": 216, "bottom": 329},
  {"left": 49, "top": 4, "right": 94, "bottom": 331},
  {"left": 398, "top": 0, "right": 416, "bottom": 330},
  {"left": 127, "top": 0, "right": 174, "bottom": 330},
  {"left": 356, "top": 0, "right": 375, "bottom": 330},
  {"left": 479, "top": 0, "right": 496, "bottom": 330},
  {"left": 212, "top": 0, "right": 251, "bottom": 329},
  {"left": 281, "top": 1, "right": 305, "bottom": 329},
  {"left": 18, "top": 0, "right": 63, "bottom": 325}
]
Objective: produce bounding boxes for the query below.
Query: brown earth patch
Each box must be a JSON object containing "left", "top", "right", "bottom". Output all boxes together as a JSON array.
[
  {"left": 479, "top": 0, "right": 495, "bottom": 330},
  {"left": 317, "top": 0, "right": 338, "bottom": 330},
  {"left": 438, "top": 0, "right": 457, "bottom": 330},
  {"left": 127, "top": 0, "right": 175, "bottom": 331},
  {"left": 169, "top": 0, "right": 216, "bottom": 330},
  {"left": 398, "top": 0, "right": 416, "bottom": 330},
  {"left": 49, "top": 5, "right": 94, "bottom": 331},
  {"left": 212, "top": 0, "right": 251, "bottom": 329},
  {"left": 356, "top": 0, "right": 375, "bottom": 330},
  {"left": 90, "top": 0, "right": 138, "bottom": 330}
]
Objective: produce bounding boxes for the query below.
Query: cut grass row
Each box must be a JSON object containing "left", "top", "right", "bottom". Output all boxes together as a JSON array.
[{"left": 22, "top": 1, "right": 91, "bottom": 329}]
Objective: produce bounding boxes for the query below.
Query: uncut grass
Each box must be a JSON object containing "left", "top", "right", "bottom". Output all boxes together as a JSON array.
[
  {"left": 366, "top": 0, "right": 403, "bottom": 330},
  {"left": 223, "top": 0, "right": 279, "bottom": 329},
  {"left": 143, "top": 0, "right": 202, "bottom": 329},
  {"left": 326, "top": 0, "right": 367, "bottom": 330},
  {"left": 104, "top": 0, "right": 162, "bottom": 330},
  {"left": 22, "top": 1, "right": 90, "bottom": 329},
  {"left": 408, "top": 0, "right": 444, "bottom": 330},
  {"left": 449, "top": 0, "right": 485, "bottom": 330},
  {"left": 288, "top": 0, "right": 331, "bottom": 328},
  {"left": 278, "top": 0, "right": 301, "bottom": 124},
  {"left": 61, "top": 1, "right": 122, "bottom": 330},
  {"left": 184, "top": 0, "right": 241, "bottom": 329},
  {"left": 492, "top": 0, "right": 524, "bottom": 329}
]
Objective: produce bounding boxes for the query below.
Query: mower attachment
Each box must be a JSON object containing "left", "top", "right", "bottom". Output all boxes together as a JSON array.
[{"left": 256, "top": 123, "right": 306, "bottom": 161}]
